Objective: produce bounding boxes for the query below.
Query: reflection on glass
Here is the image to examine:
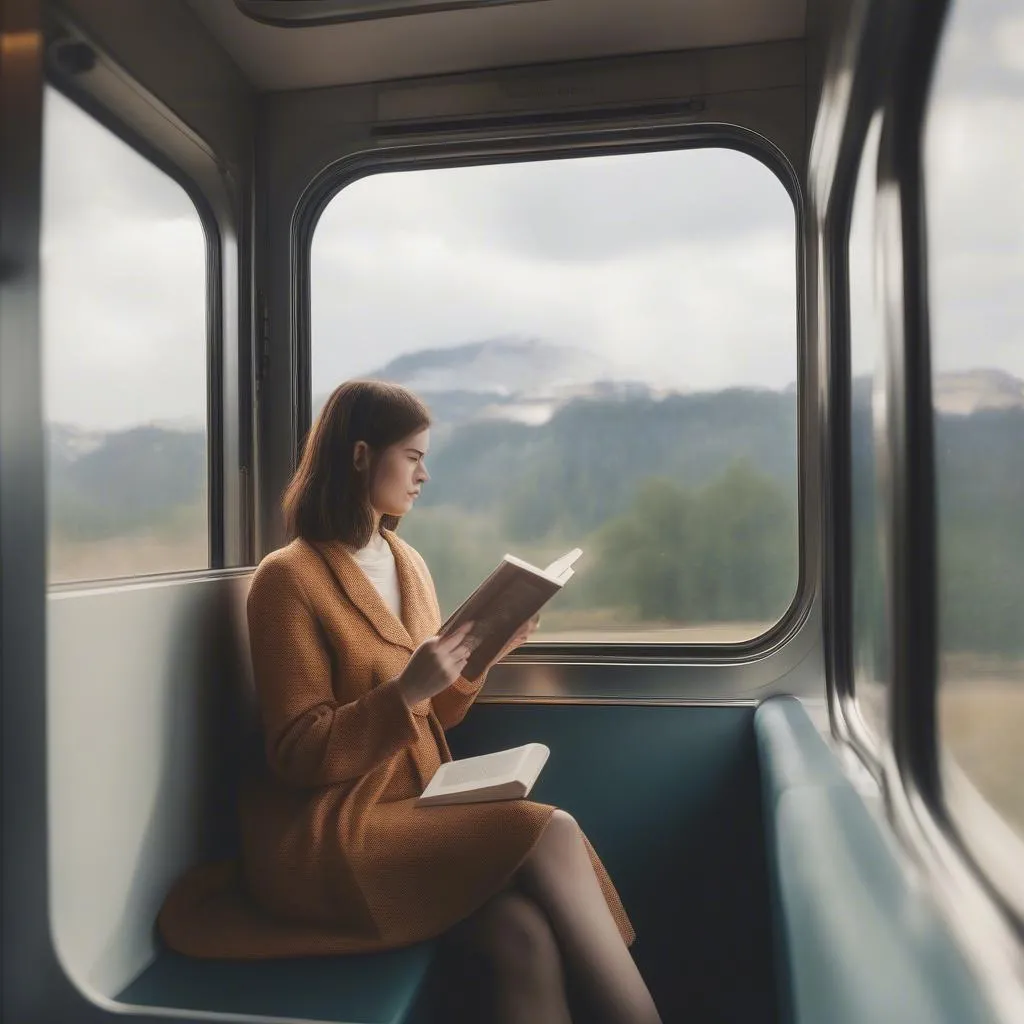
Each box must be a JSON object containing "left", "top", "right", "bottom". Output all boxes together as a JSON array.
[
  {"left": 849, "top": 115, "right": 889, "bottom": 742},
  {"left": 925, "top": 0, "right": 1024, "bottom": 837},
  {"left": 41, "top": 88, "right": 208, "bottom": 583},
  {"left": 311, "top": 150, "right": 799, "bottom": 642}
]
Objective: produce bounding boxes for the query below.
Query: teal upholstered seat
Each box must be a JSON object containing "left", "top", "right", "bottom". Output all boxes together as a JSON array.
[
  {"left": 754, "top": 696, "right": 996, "bottom": 1024},
  {"left": 117, "top": 942, "right": 438, "bottom": 1024}
]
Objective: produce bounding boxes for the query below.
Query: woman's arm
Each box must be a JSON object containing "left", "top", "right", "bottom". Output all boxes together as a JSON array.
[
  {"left": 404, "top": 545, "right": 491, "bottom": 729},
  {"left": 247, "top": 557, "right": 420, "bottom": 787}
]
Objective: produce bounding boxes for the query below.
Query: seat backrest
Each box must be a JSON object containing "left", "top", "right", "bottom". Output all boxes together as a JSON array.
[
  {"left": 48, "top": 572, "right": 256, "bottom": 999},
  {"left": 755, "top": 696, "right": 997, "bottom": 1024}
]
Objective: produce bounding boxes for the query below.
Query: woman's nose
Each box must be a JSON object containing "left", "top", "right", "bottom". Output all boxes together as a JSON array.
[{"left": 418, "top": 464, "right": 430, "bottom": 484}]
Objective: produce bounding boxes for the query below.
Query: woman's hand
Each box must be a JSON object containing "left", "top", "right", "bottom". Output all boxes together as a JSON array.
[{"left": 397, "top": 621, "right": 476, "bottom": 707}]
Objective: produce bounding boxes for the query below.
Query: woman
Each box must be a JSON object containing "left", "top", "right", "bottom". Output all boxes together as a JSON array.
[{"left": 160, "top": 380, "right": 661, "bottom": 1024}]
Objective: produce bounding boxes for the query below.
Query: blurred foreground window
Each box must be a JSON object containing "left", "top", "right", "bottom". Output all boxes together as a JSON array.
[
  {"left": 41, "top": 87, "right": 209, "bottom": 584},
  {"left": 924, "top": 0, "right": 1024, "bottom": 843}
]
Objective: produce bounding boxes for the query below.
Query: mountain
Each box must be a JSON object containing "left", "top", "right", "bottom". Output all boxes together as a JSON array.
[
  {"left": 371, "top": 337, "right": 624, "bottom": 397},
  {"left": 853, "top": 369, "right": 1024, "bottom": 415},
  {"left": 47, "top": 425, "right": 205, "bottom": 538},
  {"left": 933, "top": 369, "right": 1024, "bottom": 415},
  {"left": 314, "top": 337, "right": 650, "bottom": 432},
  {"left": 48, "top": 423, "right": 107, "bottom": 466}
]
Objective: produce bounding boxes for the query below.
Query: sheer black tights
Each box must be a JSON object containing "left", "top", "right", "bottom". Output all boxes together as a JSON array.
[{"left": 428, "top": 810, "right": 662, "bottom": 1024}]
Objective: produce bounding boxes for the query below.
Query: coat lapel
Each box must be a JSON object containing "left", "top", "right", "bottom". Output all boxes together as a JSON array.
[
  {"left": 312, "top": 531, "right": 436, "bottom": 653},
  {"left": 384, "top": 531, "right": 438, "bottom": 647},
  {"left": 314, "top": 537, "right": 415, "bottom": 652}
]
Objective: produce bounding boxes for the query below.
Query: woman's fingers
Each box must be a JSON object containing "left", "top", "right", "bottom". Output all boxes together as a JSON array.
[
  {"left": 438, "top": 642, "right": 472, "bottom": 682},
  {"left": 437, "top": 621, "right": 474, "bottom": 654}
]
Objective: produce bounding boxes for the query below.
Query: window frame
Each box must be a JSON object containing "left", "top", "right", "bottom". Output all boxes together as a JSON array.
[
  {"left": 835, "top": 107, "right": 891, "bottom": 782},
  {"left": 42, "top": 68, "right": 225, "bottom": 586},
  {"left": 294, "top": 124, "right": 812, "bottom": 663}
]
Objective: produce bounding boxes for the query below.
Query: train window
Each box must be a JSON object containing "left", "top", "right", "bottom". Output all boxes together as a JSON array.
[
  {"left": 848, "top": 115, "right": 889, "bottom": 742},
  {"left": 41, "top": 87, "right": 209, "bottom": 584},
  {"left": 311, "top": 148, "right": 798, "bottom": 643},
  {"left": 924, "top": 0, "right": 1024, "bottom": 839}
]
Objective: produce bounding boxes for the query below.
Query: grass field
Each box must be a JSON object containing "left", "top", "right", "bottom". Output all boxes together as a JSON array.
[
  {"left": 854, "top": 659, "right": 1023, "bottom": 840},
  {"left": 939, "top": 658, "right": 1024, "bottom": 838},
  {"left": 49, "top": 530, "right": 207, "bottom": 584}
]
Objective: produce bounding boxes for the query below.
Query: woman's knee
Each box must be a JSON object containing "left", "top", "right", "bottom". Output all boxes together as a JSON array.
[
  {"left": 543, "top": 809, "right": 580, "bottom": 841},
  {"left": 520, "top": 809, "right": 583, "bottom": 876}
]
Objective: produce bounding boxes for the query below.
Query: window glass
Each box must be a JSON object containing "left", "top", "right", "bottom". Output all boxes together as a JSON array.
[
  {"left": 41, "top": 87, "right": 209, "bottom": 583},
  {"left": 924, "top": 0, "right": 1024, "bottom": 836},
  {"left": 311, "top": 149, "right": 798, "bottom": 642},
  {"left": 848, "top": 115, "right": 890, "bottom": 741}
]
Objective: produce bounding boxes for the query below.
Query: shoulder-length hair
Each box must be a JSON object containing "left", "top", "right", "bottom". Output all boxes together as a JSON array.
[{"left": 283, "top": 379, "right": 431, "bottom": 548}]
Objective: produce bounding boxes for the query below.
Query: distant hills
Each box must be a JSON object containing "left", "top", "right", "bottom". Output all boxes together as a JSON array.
[
  {"left": 371, "top": 337, "right": 622, "bottom": 398},
  {"left": 321, "top": 337, "right": 1024, "bottom": 427},
  {"left": 47, "top": 425, "right": 205, "bottom": 539},
  {"left": 932, "top": 369, "right": 1024, "bottom": 415},
  {"left": 47, "top": 337, "right": 1023, "bottom": 546}
]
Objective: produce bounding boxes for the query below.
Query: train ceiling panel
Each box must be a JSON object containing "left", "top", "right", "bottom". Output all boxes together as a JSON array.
[{"left": 187, "top": 0, "right": 807, "bottom": 91}]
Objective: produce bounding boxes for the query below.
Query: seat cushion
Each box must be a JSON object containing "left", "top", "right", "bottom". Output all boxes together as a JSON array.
[{"left": 117, "top": 942, "right": 438, "bottom": 1024}]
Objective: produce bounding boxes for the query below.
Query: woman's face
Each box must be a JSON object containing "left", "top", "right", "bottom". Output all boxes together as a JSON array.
[{"left": 362, "top": 427, "right": 430, "bottom": 519}]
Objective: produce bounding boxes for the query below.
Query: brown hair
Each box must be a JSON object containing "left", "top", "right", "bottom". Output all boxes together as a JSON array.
[{"left": 283, "top": 379, "right": 431, "bottom": 547}]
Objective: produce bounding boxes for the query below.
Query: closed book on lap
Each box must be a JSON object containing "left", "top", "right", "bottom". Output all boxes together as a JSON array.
[
  {"left": 438, "top": 547, "right": 582, "bottom": 681},
  {"left": 416, "top": 743, "right": 550, "bottom": 806}
]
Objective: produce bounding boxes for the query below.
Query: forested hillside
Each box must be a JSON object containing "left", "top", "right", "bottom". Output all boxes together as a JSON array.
[{"left": 45, "top": 340, "right": 1022, "bottom": 653}]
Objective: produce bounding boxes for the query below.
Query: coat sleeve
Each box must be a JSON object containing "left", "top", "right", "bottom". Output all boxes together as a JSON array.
[
  {"left": 431, "top": 673, "right": 488, "bottom": 730},
  {"left": 246, "top": 558, "right": 420, "bottom": 787},
  {"left": 403, "top": 544, "right": 491, "bottom": 730}
]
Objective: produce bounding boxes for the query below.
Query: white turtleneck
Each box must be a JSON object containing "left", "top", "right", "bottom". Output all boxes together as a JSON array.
[{"left": 350, "top": 530, "right": 401, "bottom": 617}]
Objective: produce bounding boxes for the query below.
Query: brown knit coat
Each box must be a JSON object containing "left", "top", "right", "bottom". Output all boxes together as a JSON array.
[{"left": 157, "top": 531, "right": 635, "bottom": 957}]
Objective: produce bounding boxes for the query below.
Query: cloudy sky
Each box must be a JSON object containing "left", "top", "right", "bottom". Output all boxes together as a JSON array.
[
  {"left": 310, "top": 146, "right": 797, "bottom": 397},
  {"left": 39, "top": 0, "right": 1022, "bottom": 431}
]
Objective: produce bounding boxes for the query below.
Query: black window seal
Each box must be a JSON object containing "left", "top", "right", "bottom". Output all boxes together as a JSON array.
[
  {"left": 292, "top": 122, "right": 813, "bottom": 665},
  {"left": 819, "top": 0, "right": 900, "bottom": 787}
]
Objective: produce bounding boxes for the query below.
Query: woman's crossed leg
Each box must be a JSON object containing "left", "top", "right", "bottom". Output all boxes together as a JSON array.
[
  {"left": 432, "top": 810, "right": 660, "bottom": 1024},
  {"left": 515, "top": 809, "right": 663, "bottom": 1024},
  {"left": 433, "top": 888, "right": 573, "bottom": 1023}
]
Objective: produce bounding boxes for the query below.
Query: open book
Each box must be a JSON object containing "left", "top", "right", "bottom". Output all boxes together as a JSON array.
[
  {"left": 416, "top": 743, "right": 550, "bottom": 806},
  {"left": 438, "top": 547, "right": 582, "bottom": 681}
]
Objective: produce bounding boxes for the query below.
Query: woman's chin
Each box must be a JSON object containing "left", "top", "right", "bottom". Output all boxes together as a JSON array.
[{"left": 383, "top": 499, "right": 415, "bottom": 517}]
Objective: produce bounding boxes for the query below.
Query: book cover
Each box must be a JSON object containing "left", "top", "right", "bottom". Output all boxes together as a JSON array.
[{"left": 438, "top": 548, "right": 582, "bottom": 680}]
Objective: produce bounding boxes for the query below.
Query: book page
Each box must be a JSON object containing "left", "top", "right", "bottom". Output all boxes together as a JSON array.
[
  {"left": 418, "top": 744, "right": 549, "bottom": 805},
  {"left": 437, "top": 748, "right": 523, "bottom": 787},
  {"left": 543, "top": 547, "right": 583, "bottom": 581}
]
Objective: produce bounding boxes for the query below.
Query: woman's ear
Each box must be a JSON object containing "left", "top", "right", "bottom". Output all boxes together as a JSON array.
[{"left": 353, "top": 440, "right": 370, "bottom": 473}]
